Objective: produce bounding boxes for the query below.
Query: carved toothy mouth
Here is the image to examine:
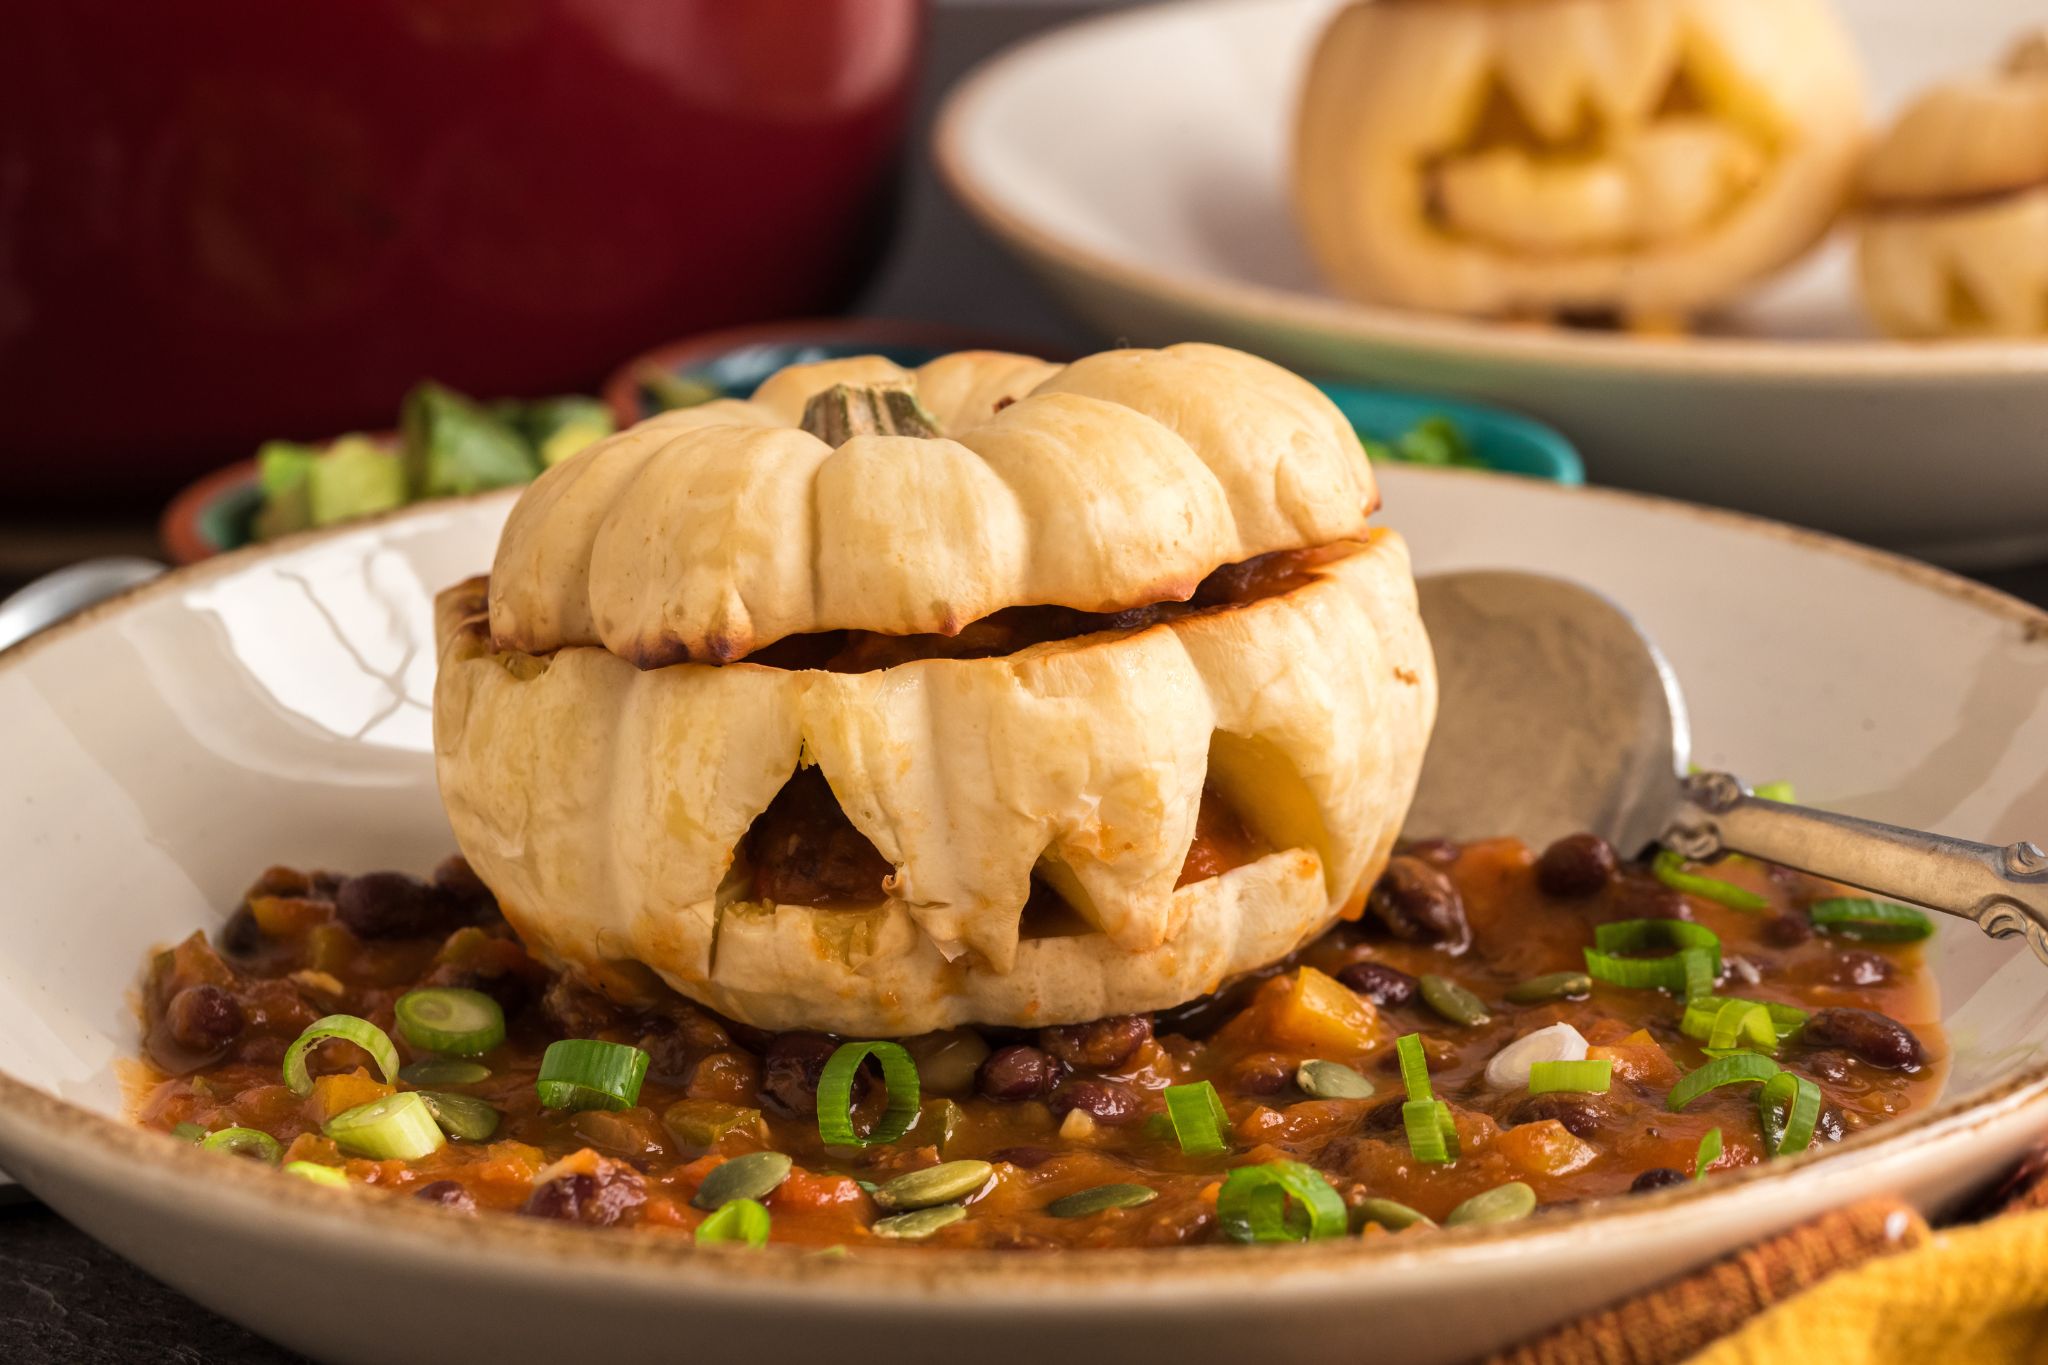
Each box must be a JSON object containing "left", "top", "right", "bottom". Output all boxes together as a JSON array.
[{"left": 1423, "top": 52, "right": 1776, "bottom": 255}]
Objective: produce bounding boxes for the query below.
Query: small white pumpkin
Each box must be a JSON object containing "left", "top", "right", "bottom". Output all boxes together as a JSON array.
[
  {"left": 1858, "top": 31, "right": 2048, "bottom": 339},
  {"left": 1294, "top": 0, "right": 1866, "bottom": 322}
]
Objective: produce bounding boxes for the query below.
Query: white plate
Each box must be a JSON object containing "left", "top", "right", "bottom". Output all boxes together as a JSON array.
[
  {"left": 2, "top": 477, "right": 2047, "bottom": 1363},
  {"left": 935, "top": 0, "right": 2048, "bottom": 568}
]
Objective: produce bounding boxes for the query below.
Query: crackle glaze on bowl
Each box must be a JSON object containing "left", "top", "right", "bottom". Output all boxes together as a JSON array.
[
  {"left": 2, "top": 470, "right": 2047, "bottom": 1365},
  {"left": 935, "top": 0, "right": 2048, "bottom": 568}
]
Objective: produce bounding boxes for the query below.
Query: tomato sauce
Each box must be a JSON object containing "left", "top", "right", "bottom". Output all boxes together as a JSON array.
[{"left": 132, "top": 837, "right": 1942, "bottom": 1249}]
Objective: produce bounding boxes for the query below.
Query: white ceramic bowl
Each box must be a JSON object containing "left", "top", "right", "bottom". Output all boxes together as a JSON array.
[
  {"left": 3, "top": 474, "right": 2047, "bottom": 1365},
  {"left": 935, "top": 0, "right": 2048, "bottom": 568}
]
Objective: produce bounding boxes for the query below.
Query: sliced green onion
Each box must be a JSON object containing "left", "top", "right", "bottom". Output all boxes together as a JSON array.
[
  {"left": 535, "top": 1039, "right": 649, "bottom": 1113},
  {"left": 1753, "top": 780, "right": 1796, "bottom": 803},
  {"left": 1809, "top": 898, "right": 1934, "bottom": 943},
  {"left": 1585, "top": 920, "right": 1723, "bottom": 994},
  {"left": 323, "top": 1091, "right": 447, "bottom": 1160},
  {"left": 394, "top": 988, "right": 505, "bottom": 1056},
  {"left": 1706, "top": 1000, "right": 1779, "bottom": 1053},
  {"left": 170, "top": 1122, "right": 207, "bottom": 1144},
  {"left": 1683, "top": 947, "right": 1717, "bottom": 1002},
  {"left": 1215, "top": 1160, "right": 1348, "bottom": 1243},
  {"left": 1593, "top": 919, "right": 1724, "bottom": 957},
  {"left": 200, "top": 1127, "right": 283, "bottom": 1163},
  {"left": 418, "top": 1090, "right": 501, "bottom": 1141},
  {"left": 1695, "top": 1127, "right": 1723, "bottom": 1181},
  {"left": 1527, "top": 1059, "right": 1612, "bottom": 1095},
  {"left": 1682, "top": 995, "right": 1807, "bottom": 1046},
  {"left": 1667, "top": 1053, "right": 1780, "bottom": 1112},
  {"left": 1652, "top": 850, "right": 1769, "bottom": 913},
  {"left": 695, "top": 1196, "right": 771, "bottom": 1248},
  {"left": 1758, "top": 1072, "right": 1823, "bottom": 1157},
  {"left": 1396, "top": 1032, "right": 1432, "bottom": 1102},
  {"left": 1402, "top": 1098, "right": 1459, "bottom": 1164},
  {"left": 816, "top": 1041, "right": 920, "bottom": 1148},
  {"left": 283, "top": 1161, "right": 349, "bottom": 1189},
  {"left": 1163, "top": 1081, "right": 1231, "bottom": 1156},
  {"left": 282, "top": 1014, "right": 401, "bottom": 1096},
  {"left": 399, "top": 1057, "right": 491, "bottom": 1087}
]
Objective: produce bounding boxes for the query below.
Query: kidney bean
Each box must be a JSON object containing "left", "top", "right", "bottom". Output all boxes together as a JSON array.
[
  {"left": 1038, "top": 1015, "right": 1152, "bottom": 1070},
  {"left": 1826, "top": 951, "right": 1894, "bottom": 988},
  {"left": 976, "top": 1045, "right": 1059, "bottom": 1101},
  {"left": 1366, "top": 857, "right": 1472, "bottom": 954},
  {"left": 1228, "top": 1053, "right": 1294, "bottom": 1096},
  {"left": 1509, "top": 1092, "right": 1612, "bottom": 1140},
  {"left": 1609, "top": 879, "right": 1692, "bottom": 922},
  {"left": 1630, "top": 1167, "right": 1689, "bottom": 1193},
  {"left": 1400, "top": 838, "right": 1461, "bottom": 867},
  {"left": 1536, "top": 834, "right": 1618, "bottom": 898},
  {"left": 522, "top": 1162, "right": 646, "bottom": 1226},
  {"left": 1337, "top": 961, "right": 1419, "bottom": 1008},
  {"left": 165, "top": 985, "right": 244, "bottom": 1053},
  {"left": 1760, "top": 913, "right": 1814, "bottom": 948},
  {"left": 686, "top": 1050, "right": 761, "bottom": 1106},
  {"left": 1802, "top": 1049, "right": 1856, "bottom": 1084},
  {"left": 1804, "top": 1008, "right": 1925, "bottom": 1071},
  {"left": 414, "top": 1180, "right": 477, "bottom": 1213},
  {"left": 759, "top": 1032, "right": 845, "bottom": 1116},
  {"left": 335, "top": 872, "right": 452, "bottom": 940},
  {"left": 1049, "top": 1079, "right": 1143, "bottom": 1126}
]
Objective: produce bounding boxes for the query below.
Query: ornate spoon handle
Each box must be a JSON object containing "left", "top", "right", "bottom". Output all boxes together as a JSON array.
[{"left": 1666, "top": 771, "right": 2048, "bottom": 966}]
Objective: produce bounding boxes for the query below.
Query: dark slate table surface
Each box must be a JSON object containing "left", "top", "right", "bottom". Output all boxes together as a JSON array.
[{"left": 3, "top": 4, "right": 2044, "bottom": 1362}]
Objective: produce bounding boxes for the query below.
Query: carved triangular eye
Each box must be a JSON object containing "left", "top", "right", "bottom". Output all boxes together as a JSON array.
[
  {"left": 1942, "top": 270, "right": 1995, "bottom": 331},
  {"left": 1204, "top": 731, "right": 1332, "bottom": 894},
  {"left": 1455, "top": 74, "right": 1601, "bottom": 157},
  {"left": 740, "top": 766, "right": 892, "bottom": 908}
]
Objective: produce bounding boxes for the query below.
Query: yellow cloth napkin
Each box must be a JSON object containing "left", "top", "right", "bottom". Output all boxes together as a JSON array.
[{"left": 1689, "top": 1207, "right": 2048, "bottom": 1365}]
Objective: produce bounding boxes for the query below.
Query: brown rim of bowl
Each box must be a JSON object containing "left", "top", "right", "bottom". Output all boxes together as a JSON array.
[
  {"left": 930, "top": 2, "right": 2048, "bottom": 383},
  {"left": 158, "top": 458, "right": 259, "bottom": 566},
  {"left": 3, "top": 472, "right": 2047, "bottom": 1286},
  {"left": 597, "top": 317, "right": 1083, "bottom": 430}
]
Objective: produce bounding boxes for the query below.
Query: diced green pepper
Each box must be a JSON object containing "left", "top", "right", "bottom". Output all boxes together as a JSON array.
[
  {"left": 516, "top": 395, "right": 615, "bottom": 468},
  {"left": 251, "top": 440, "right": 319, "bottom": 541},
  {"left": 308, "top": 435, "right": 407, "bottom": 527},
  {"left": 402, "top": 381, "right": 538, "bottom": 498}
]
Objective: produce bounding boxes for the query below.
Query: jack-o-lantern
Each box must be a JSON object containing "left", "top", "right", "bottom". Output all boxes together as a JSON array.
[
  {"left": 433, "top": 344, "right": 1436, "bottom": 1035},
  {"left": 1294, "top": 0, "right": 1866, "bottom": 322},
  {"left": 1858, "top": 31, "right": 2048, "bottom": 339}
]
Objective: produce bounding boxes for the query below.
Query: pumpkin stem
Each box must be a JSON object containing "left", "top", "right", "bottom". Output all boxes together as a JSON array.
[{"left": 799, "top": 383, "right": 942, "bottom": 444}]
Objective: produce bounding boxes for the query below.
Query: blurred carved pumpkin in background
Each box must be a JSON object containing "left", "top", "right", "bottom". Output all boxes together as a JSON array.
[
  {"left": 1858, "top": 30, "right": 2048, "bottom": 339},
  {"left": 1293, "top": 0, "right": 1866, "bottom": 324}
]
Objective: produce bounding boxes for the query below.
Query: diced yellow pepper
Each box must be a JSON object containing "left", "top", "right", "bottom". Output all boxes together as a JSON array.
[
  {"left": 1265, "top": 966, "right": 1379, "bottom": 1052},
  {"left": 1496, "top": 1118, "right": 1598, "bottom": 1176},
  {"left": 307, "top": 1070, "right": 393, "bottom": 1125}
]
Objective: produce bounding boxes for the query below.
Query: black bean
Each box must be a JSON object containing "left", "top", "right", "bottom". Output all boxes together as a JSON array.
[
  {"left": 521, "top": 1163, "right": 646, "bottom": 1226},
  {"left": 759, "top": 1032, "right": 845, "bottom": 1116},
  {"left": 1760, "top": 913, "right": 1814, "bottom": 948},
  {"left": 1630, "top": 1167, "right": 1690, "bottom": 1193},
  {"left": 335, "top": 871, "right": 451, "bottom": 940},
  {"left": 1826, "top": 951, "right": 1893, "bottom": 988},
  {"left": 1049, "top": 1078, "right": 1143, "bottom": 1126},
  {"left": 218, "top": 906, "right": 265, "bottom": 959},
  {"left": 1337, "top": 961, "right": 1419, "bottom": 1008},
  {"left": 430, "top": 855, "right": 501, "bottom": 924},
  {"left": 1038, "top": 1015, "right": 1152, "bottom": 1070},
  {"left": 1509, "top": 1092, "right": 1612, "bottom": 1140},
  {"left": 1804, "top": 1008, "right": 1925, "bottom": 1071},
  {"left": 976, "top": 1045, "right": 1059, "bottom": 1100},
  {"left": 414, "top": 1180, "right": 477, "bottom": 1213},
  {"left": 166, "top": 985, "right": 244, "bottom": 1053},
  {"left": 1366, "top": 857, "right": 1472, "bottom": 953},
  {"left": 1536, "top": 834, "right": 1618, "bottom": 898}
]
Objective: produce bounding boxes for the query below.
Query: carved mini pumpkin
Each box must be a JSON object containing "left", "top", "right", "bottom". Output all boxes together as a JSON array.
[
  {"left": 434, "top": 344, "right": 1436, "bottom": 1034},
  {"left": 1858, "top": 31, "right": 2048, "bottom": 339},
  {"left": 1294, "top": 0, "right": 1866, "bottom": 322}
]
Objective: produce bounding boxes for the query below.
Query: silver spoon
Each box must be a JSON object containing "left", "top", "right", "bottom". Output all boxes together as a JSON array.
[{"left": 1409, "top": 570, "right": 2048, "bottom": 964}]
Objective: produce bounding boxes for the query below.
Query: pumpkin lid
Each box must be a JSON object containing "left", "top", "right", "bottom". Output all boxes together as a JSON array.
[
  {"left": 1864, "top": 30, "right": 2048, "bottom": 206},
  {"left": 486, "top": 343, "right": 1379, "bottom": 666}
]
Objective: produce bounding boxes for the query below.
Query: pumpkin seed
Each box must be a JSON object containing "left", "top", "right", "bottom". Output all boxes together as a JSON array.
[
  {"left": 400, "top": 1057, "right": 491, "bottom": 1087},
  {"left": 1354, "top": 1197, "right": 1434, "bottom": 1231},
  {"left": 1296, "top": 1059, "right": 1376, "bottom": 1100},
  {"left": 872, "top": 1203, "right": 968, "bottom": 1240},
  {"left": 1505, "top": 972, "right": 1593, "bottom": 1005},
  {"left": 1420, "top": 974, "right": 1491, "bottom": 1027},
  {"left": 1045, "top": 1184, "right": 1159, "bottom": 1218},
  {"left": 418, "top": 1091, "right": 500, "bottom": 1142},
  {"left": 873, "top": 1159, "right": 994, "bottom": 1211},
  {"left": 692, "top": 1151, "right": 793, "bottom": 1211},
  {"left": 1444, "top": 1181, "right": 1536, "bottom": 1227}
]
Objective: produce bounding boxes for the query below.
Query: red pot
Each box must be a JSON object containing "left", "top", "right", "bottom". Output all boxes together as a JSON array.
[{"left": 0, "top": 0, "right": 924, "bottom": 506}]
